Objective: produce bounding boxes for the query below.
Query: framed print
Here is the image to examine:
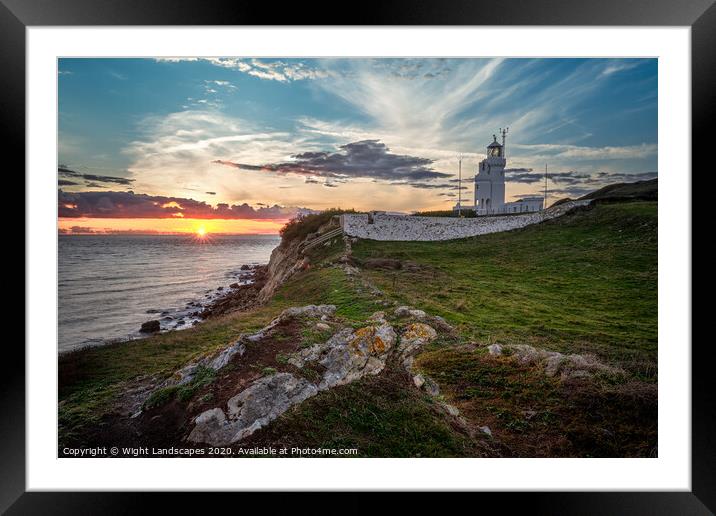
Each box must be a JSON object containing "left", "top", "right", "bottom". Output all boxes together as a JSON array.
[{"left": 7, "top": 0, "right": 711, "bottom": 511}]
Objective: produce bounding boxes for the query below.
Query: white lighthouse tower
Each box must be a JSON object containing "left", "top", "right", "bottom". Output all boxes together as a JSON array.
[
  {"left": 452, "top": 128, "right": 544, "bottom": 215},
  {"left": 474, "top": 130, "right": 507, "bottom": 215}
]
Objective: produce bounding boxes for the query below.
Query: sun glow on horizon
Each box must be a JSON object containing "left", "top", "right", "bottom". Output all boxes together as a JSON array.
[{"left": 57, "top": 217, "right": 288, "bottom": 235}]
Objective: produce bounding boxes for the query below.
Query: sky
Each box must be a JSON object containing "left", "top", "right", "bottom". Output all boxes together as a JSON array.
[{"left": 58, "top": 57, "right": 657, "bottom": 234}]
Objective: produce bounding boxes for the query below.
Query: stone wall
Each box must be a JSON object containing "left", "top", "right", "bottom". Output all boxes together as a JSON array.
[{"left": 341, "top": 200, "right": 591, "bottom": 241}]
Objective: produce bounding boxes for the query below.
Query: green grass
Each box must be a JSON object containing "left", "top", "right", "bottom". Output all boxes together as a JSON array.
[
  {"left": 414, "top": 346, "right": 656, "bottom": 457},
  {"left": 59, "top": 200, "right": 657, "bottom": 456},
  {"left": 59, "top": 252, "right": 380, "bottom": 443},
  {"left": 243, "top": 373, "right": 487, "bottom": 457},
  {"left": 351, "top": 202, "right": 657, "bottom": 369}
]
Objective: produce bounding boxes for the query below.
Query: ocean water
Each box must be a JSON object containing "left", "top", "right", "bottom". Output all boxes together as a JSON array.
[{"left": 58, "top": 234, "right": 280, "bottom": 353}]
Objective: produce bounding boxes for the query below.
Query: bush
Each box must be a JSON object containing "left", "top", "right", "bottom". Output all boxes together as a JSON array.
[{"left": 279, "top": 208, "right": 355, "bottom": 247}]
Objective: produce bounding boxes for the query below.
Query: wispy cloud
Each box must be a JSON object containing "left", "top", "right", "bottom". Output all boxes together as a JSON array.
[
  {"left": 156, "top": 57, "right": 330, "bottom": 82},
  {"left": 122, "top": 110, "right": 320, "bottom": 207},
  {"left": 59, "top": 166, "right": 134, "bottom": 186},
  {"left": 64, "top": 58, "right": 657, "bottom": 212},
  {"left": 58, "top": 190, "right": 302, "bottom": 220}
]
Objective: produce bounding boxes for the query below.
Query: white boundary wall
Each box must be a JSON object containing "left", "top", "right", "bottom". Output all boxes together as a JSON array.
[{"left": 342, "top": 200, "right": 592, "bottom": 241}]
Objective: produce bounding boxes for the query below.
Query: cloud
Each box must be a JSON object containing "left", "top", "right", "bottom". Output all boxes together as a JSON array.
[
  {"left": 213, "top": 140, "right": 450, "bottom": 182},
  {"left": 114, "top": 59, "right": 656, "bottom": 211},
  {"left": 595, "top": 171, "right": 657, "bottom": 182},
  {"left": 511, "top": 142, "right": 657, "bottom": 161},
  {"left": 394, "top": 181, "right": 467, "bottom": 191},
  {"left": 109, "top": 70, "right": 127, "bottom": 80},
  {"left": 545, "top": 186, "right": 598, "bottom": 198},
  {"left": 59, "top": 166, "right": 134, "bottom": 186},
  {"left": 601, "top": 61, "right": 641, "bottom": 77},
  {"left": 58, "top": 179, "right": 78, "bottom": 186},
  {"left": 58, "top": 190, "right": 303, "bottom": 220},
  {"left": 308, "top": 59, "right": 504, "bottom": 152},
  {"left": 504, "top": 168, "right": 657, "bottom": 191},
  {"left": 156, "top": 58, "right": 330, "bottom": 82},
  {"left": 299, "top": 58, "right": 657, "bottom": 179},
  {"left": 121, "top": 110, "right": 319, "bottom": 208},
  {"left": 59, "top": 226, "right": 95, "bottom": 234},
  {"left": 204, "top": 80, "right": 236, "bottom": 91}
]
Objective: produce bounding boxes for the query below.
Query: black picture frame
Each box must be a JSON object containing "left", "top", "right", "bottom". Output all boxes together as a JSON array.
[{"left": 6, "top": 0, "right": 710, "bottom": 512}]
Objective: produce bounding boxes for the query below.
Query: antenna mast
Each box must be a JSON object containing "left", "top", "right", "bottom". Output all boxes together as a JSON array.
[
  {"left": 457, "top": 154, "right": 463, "bottom": 217},
  {"left": 500, "top": 127, "right": 509, "bottom": 157},
  {"left": 544, "top": 163, "right": 548, "bottom": 210}
]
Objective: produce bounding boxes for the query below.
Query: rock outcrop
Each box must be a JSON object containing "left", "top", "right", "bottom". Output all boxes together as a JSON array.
[
  {"left": 397, "top": 321, "right": 441, "bottom": 398},
  {"left": 169, "top": 305, "right": 336, "bottom": 388},
  {"left": 489, "top": 343, "right": 623, "bottom": 379},
  {"left": 257, "top": 238, "right": 310, "bottom": 304},
  {"left": 188, "top": 373, "right": 318, "bottom": 445},
  {"left": 140, "top": 320, "right": 161, "bottom": 333},
  {"left": 187, "top": 308, "right": 398, "bottom": 446}
]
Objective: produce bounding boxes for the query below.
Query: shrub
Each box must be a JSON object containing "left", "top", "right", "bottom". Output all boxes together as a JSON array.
[{"left": 279, "top": 208, "right": 355, "bottom": 247}]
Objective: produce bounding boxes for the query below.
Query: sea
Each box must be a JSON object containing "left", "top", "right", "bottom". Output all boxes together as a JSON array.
[{"left": 58, "top": 234, "right": 280, "bottom": 353}]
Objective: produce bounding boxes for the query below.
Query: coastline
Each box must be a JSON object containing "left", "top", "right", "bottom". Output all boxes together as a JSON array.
[
  {"left": 58, "top": 262, "right": 270, "bottom": 357},
  {"left": 58, "top": 200, "right": 657, "bottom": 458}
]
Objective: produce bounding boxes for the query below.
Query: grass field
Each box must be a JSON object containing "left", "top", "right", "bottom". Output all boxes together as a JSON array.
[
  {"left": 352, "top": 201, "right": 657, "bottom": 375},
  {"left": 59, "top": 201, "right": 657, "bottom": 457}
]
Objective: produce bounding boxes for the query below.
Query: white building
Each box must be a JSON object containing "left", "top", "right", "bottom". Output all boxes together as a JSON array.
[{"left": 454, "top": 131, "right": 544, "bottom": 215}]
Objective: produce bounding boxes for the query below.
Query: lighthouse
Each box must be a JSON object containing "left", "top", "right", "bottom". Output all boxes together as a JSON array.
[
  {"left": 465, "top": 128, "right": 544, "bottom": 215},
  {"left": 474, "top": 131, "right": 508, "bottom": 215}
]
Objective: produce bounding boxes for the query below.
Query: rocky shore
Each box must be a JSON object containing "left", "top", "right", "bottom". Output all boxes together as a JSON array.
[
  {"left": 138, "top": 264, "right": 270, "bottom": 336},
  {"left": 199, "top": 264, "right": 269, "bottom": 319}
]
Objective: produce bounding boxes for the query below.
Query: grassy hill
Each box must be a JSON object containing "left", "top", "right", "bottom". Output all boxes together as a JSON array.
[
  {"left": 59, "top": 200, "right": 657, "bottom": 457},
  {"left": 550, "top": 178, "right": 658, "bottom": 208},
  {"left": 352, "top": 202, "right": 657, "bottom": 367},
  {"left": 580, "top": 178, "right": 657, "bottom": 202}
]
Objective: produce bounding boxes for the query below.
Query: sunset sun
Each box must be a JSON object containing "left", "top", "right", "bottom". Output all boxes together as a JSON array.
[{"left": 196, "top": 226, "right": 207, "bottom": 237}]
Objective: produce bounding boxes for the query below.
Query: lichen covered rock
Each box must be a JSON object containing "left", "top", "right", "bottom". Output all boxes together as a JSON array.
[
  {"left": 188, "top": 373, "right": 318, "bottom": 445},
  {"left": 398, "top": 322, "right": 438, "bottom": 367},
  {"left": 394, "top": 306, "right": 427, "bottom": 320},
  {"left": 318, "top": 323, "right": 397, "bottom": 390},
  {"left": 487, "top": 344, "right": 503, "bottom": 356},
  {"left": 504, "top": 344, "right": 622, "bottom": 379},
  {"left": 285, "top": 323, "right": 397, "bottom": 388},
  {"left": 188, "top": 322, "right": 399, "bottom": 446},
  {"left": 367, "top": 311, "right": 387, "bottom": 324}
]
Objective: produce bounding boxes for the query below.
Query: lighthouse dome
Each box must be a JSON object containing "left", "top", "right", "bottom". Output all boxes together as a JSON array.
[{"left": 487, "top": 135, "right": 503, "bottom": 148}]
